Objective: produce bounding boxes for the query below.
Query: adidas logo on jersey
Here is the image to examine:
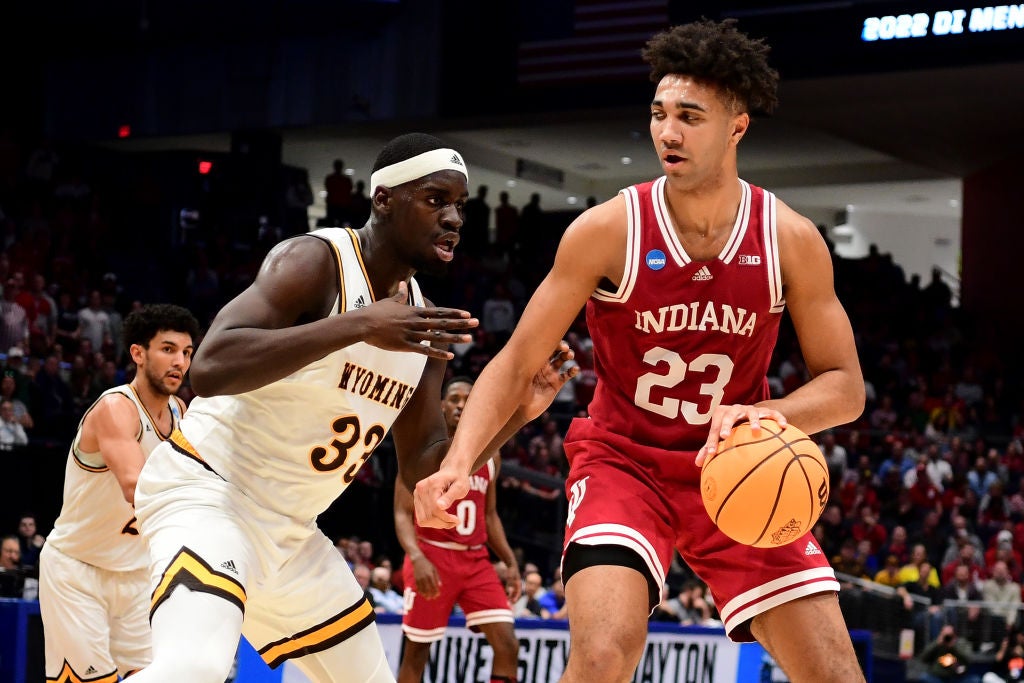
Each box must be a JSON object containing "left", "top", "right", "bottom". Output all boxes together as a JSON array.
[
  {"left": 354, "top": 295, "right": 366, "bottom": 309},
  {"left": 805, "top": 541, "right": 822, "bottom": 556},
  {"left": 85, "top": 666, "right": 97, "bottom": 675},
  {"left": 691, "top": 266, "right": 713, "bottom": 281},
  {"left": 220, "top": 559, "right": 238, "bottom": 574}
]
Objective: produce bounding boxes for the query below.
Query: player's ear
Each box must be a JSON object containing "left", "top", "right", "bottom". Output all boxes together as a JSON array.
[
  {"left": 730, "top": 112, "right": 750, "bottom": 145},
  {"left": 372, "top": 186, "right": 392, "bottom": 214}
]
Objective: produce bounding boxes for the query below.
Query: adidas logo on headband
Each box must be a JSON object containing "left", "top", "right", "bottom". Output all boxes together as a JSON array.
[{"left": 370, "top": 148, "right": 469, "bottom": 192}]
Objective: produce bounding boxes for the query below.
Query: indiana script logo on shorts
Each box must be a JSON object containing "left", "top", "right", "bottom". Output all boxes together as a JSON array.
[{"left": 645, "top": 249, "right": 666, "bottom": 271}]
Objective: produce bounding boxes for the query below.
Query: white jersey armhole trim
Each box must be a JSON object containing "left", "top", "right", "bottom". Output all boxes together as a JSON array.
[
  {"left": 763, "top": 190, "right": 785, "bottom": 312},
  {"left": 652, "top": 176, "right": 689, "bottom": 267},
  {"left": 592, "top": 186, "right": 641, "bottom": 303},
  {"left": 485, "top": 458, "right": 495, "bottom": 479},
  {"left": 720, "top": 180, "right": 752, "bottom": 263}
]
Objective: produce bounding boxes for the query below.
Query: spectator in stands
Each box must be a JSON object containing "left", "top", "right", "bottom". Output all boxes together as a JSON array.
[
  {"left": 16, "top": 514, "right": 45, "bottom": 568},
  {"left": 980, "top": 482, "right": 1013, "bottom": 541},
  {"left": 0, "top": 373, "right": 33, "bottom": 431},
  {"left": 942, "top": 542, "right": 988, "bottom": 586},
  {"left": 31, "top": 354, "right": 75, "bottom": 440},
  {"left": 323, "top": 158, "right": 353, "bottom": 227},
  {"left": 897, "top": 561, "right": 944, "bottom": 641},
  {"left": 367, "top": 565, "right": 404, "bottom": 614},
  {"left": 461, "top": 184, "right": 490, "bottom": 259},
  {"left": 970, "top": 456, "right": 1003, "bottom": 502},
  {"left": 908, "top": 461, "right": 943, "bottom": 513},
  {"left": 832, "top": 537, "right": 870, "bottom": 579},
  {"left": 352, "top": 564, "right": 375, "bottom": 609},
  {"left": 940, "top": 564, "right": 984, "bottom": 650},
  {"left": 874, "top": 554, "right": 904, "bottom": 588},
  {"left": 0, "top": 534, "right": 28, "bottom": 598},
  {"left": 349, "top": 180, "right": 371, "bottom": 228},
  {"left": 77, "top": 289, "right": 111, "bottom": 354},
  {"left": 481, "top": 280, "right": 516, "bottom": 345},
  {"left": 983, "top": 622, "right": 1024, "bottom": 683},
  {"left": 820, "top": 429, "right": 848, "bottom": 494},
  {"left": 494, "top": 190, "right": 519, "bottom": 252},
  {"left": 25, "top": 273, "right": 55, "bottom": 356},
  {"left": 870, "top": 394, "right": 900, "bottom": 433},
  {"left": 89, "top": 359, "right": 120, "bottom": 400},
  {"left": 852, "top": 505, "right": 889, "bottom": 557},
  {"left": 907, "top": 444, "right": 955, "bottom": 493},
  {"left": 538, "top": 570, "right": 567, "bottom": 620},
  {"left": 917, "top": 624, "right": 979, "bottom": 683},
  {"left": 947, "top": 515, "right": 986, "bottom": 557},
  {"left": 881, "top": 525, "right": 913, "bottom": 567},
  {"left": 0, "top": 399, "right": 29, "bottom": 449},
  {"left": 899, "top": 544, "right": 942, "bottom": 588},
  {"left": 0, "top": 278, "right": 29, "bottom": 352},
  {"left": 986, "top": 532, "right": 1023, "bottom": 578},
  {"left": 818, "top": 502, "right": 849, "bottom": 559},
  {"left": 53, "top": 290, "right": 81, "bottom": 357},
  {"left": 513, "top": 569, "right": 546, "bottom": 619},
  {"left": 982, "top": 561, "right": 1022, "bottom": 632}
]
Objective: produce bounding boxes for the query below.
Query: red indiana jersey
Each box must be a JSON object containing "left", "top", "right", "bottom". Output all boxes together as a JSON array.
[
  {"left": 417, "top": 459, "right": 494, "bottom": 549},
  {"left": 582, "top": 177, "right": 784, "bottom": 452}
]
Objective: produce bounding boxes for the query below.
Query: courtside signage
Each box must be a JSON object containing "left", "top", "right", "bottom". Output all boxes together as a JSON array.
[{"left": 861, "top": 5, "right": 1024, "bottom": 40}]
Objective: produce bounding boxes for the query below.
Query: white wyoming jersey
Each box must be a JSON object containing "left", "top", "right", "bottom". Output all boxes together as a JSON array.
[
  {"left": 46, "top": 385, "right": 182, "bottom": 571},
  {"left": 177, "top": 227, "right": 430, "bottom": 521}
]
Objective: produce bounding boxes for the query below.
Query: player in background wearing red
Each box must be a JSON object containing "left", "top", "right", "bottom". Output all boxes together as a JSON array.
[
  {"left": 414, "top": 19, "right": 866, "bottom": 683},
  {"left": 395, "top": 375, "right": 520, "bottom": 683}
]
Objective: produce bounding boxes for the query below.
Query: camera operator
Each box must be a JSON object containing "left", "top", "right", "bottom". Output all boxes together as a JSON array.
[{"left": 919, "top": 624, "right": 981, "bottom": 683}]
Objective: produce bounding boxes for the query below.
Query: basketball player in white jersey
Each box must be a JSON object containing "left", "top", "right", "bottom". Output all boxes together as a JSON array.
[
  {"left": 130, "top": 133, "right": 577, "bottom": 683},
  {"left": 39, "top": 303, "right": 199, "bottom": 682}
]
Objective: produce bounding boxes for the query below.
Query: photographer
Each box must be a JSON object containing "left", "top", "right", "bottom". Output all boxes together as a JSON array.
[
  {"left": 983, "top": 623, "right": 1024, "bottom": 683},
  {"left": 918, "top": 624, "right": 980, "bottom": 683}
]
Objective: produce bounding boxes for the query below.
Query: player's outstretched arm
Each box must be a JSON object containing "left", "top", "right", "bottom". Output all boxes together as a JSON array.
[
  {"left": 414, "top": 198, "right": 625, "bottom": 528},
  {"left": 761, "top": 203, "right": 865, "bottom": 432},
  {"left": 191, "top": 237, "right": 477, "bottom": 397}
]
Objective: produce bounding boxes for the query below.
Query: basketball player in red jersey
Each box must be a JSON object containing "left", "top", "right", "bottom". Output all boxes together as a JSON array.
[
  {"left": 394, "top": 375, "right": 520, "bottom": 683},
  {"left": 415, "top": 19, "right": 866, "bottom": 683}
]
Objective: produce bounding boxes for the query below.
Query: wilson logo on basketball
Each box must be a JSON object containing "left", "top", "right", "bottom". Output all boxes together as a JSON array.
[{"left": 770, "top": 519, "right": 804, "bottom": 546}]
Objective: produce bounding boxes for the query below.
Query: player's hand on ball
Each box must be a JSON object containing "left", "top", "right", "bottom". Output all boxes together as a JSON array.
[{"left": 696, "top": 404, "right": 788, "bottom": 467}]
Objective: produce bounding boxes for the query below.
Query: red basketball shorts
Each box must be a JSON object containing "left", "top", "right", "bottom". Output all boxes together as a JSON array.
[
  {"left": 562, "top": 418, "right": 838, "bottom": 642},
  {"left": 401, "top": 545, "right": 512, "bottom": 643}
]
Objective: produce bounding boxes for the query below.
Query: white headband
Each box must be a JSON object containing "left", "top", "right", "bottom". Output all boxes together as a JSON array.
[{"left": 369, "top": 148, "right": 468, "bottom": 193}]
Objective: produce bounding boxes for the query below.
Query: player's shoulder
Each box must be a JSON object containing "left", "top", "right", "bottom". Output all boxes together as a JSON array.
[
  {"left": 83, "top": 387, "right": 140, "bottom": 432},
  {"left": 559, "top": 194, "right": 628, "bottom": 256},
  {"left": 772, "top": 196, "right": 828, "bottom": 256}
]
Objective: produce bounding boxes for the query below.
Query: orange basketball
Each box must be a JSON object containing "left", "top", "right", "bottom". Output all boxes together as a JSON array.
[{"left": 700, "top": 419, "right": 829, "bottom": 548}]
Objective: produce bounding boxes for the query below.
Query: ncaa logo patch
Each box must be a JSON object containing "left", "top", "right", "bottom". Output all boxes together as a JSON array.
[{"left": 645, "top": 249, "right": 666, "bottom": 271}]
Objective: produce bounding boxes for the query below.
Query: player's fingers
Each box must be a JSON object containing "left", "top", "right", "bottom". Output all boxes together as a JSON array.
[{"left": 420, "top": 306, "right": 475, "bottom": 321}]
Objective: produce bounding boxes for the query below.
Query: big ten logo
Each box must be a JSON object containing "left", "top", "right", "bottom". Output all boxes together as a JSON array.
[{"left": 309, "top": 415, "right": 385, "bottom": 483}]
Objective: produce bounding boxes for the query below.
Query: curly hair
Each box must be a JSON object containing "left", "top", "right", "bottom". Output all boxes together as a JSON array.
[
  {"left": 641, "top": 18, "right": 779, "bottom": 116},
  {"left": 123, "top": 303, "right": 201, "bottom": 350}
]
